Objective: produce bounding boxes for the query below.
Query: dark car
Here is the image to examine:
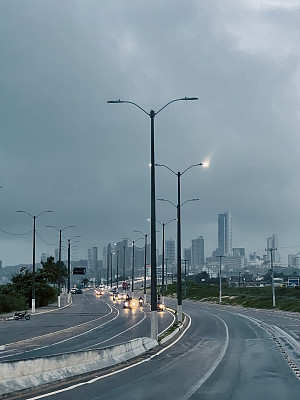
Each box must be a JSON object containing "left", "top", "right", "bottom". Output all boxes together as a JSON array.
[{"left": 71, "top": 288, "right": 82, "bottom": 294}]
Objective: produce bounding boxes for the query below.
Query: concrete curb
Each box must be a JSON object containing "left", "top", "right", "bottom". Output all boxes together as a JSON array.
[
  {"left": 0, "top": 337, "right": 158, "bottom": 396},
  {"left": 0, "top": 295, "right": 72, "bottom": 323}
]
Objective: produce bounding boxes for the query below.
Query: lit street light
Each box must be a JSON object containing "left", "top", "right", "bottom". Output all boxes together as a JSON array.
[
  {"left": 46, "top": 225, "right": 75, "bottom": 307},
  {"left": 16, "top": 210, "right": 54, "bottom": 314},
  {"left": 108, "top": 96, "right": 198, "bottom": 340},
  {"left": 156, "top": 160, "right": 208, "bottom": 322}
]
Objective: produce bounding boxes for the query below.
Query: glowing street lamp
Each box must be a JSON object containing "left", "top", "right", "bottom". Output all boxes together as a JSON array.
[{"left": 108, "top": 96, "right": 198, "bottom": 340}]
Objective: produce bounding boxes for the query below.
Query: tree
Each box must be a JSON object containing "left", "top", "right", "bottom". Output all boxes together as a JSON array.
[
  {"left": 81, "top": 277, "right": 89, "bottom": 288},
  {"left": 40, "top": 256, "right": 68, "bottom": 287},
  {"left": 3, "top": 266, "right": 56, "bottom": 310}
]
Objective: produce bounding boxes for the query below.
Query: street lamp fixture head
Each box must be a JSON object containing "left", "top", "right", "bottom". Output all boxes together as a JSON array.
[
  {"left": 202, "top": 161, "right": 209, "bottom": 168},
  {"left": 182, "top": 97, "right": 198, "bottom": 101},
  {"left": 107, "top": 99, "right": 124, "bottom": 104}
]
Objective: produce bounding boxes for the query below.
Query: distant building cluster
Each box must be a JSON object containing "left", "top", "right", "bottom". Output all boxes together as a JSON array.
[{"left": 2, "top": 210, "right": 300, "bottom": 288}]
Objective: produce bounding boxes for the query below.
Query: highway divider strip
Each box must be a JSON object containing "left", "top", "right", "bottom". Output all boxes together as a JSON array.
[{"left": 0, "top": 337, "right": 158, "bottom": 396}]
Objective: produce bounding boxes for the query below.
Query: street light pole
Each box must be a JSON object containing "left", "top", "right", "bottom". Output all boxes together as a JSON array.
[
  {"left": 156, "top": 218, "right": 176, "bottom": 304},
  {"left": 144, "top": 234, "right": 147, "bottom": 303},
  {"left": 123, "top": 245, "right": 126, "bottom": 281},
  {"left": 16, "top": 210, "right": 53, "bottom": 314},
  {"left": 46, "top": 225, "right": 75, "bottom": 307},
  {"left": 68, "top": 239, "right": 70, "bottom": 295},
  {"left": 217, "top": 255, "right": 225, "bottom": 303},
  {"left": 132, "top": 241, "right": 135, "bottom": 295},
  {"left": 67, "top": 236, "right": 81, "bottom": 301},
  {"left": 116, "top": 249, "right": 119, "bottom": 290},
  {"left": 165, "top": 258, "right": 169, "bottom": 291},
  {"left": 156, "top": 161, "right": 207, "bottom": 322},
  {"left": 110, "top": 252, "right": 113, "bottom": 289},
  {"left": 32, "top": 215, "right": 36, "bottom": 312},
  {"left": 134, "top": 230, "right": 150, "bottom": 303},
  {"left": 107, "top": 253, "right": 109, "bottom": 288},
  {"left": 108, "top": 96, "right": 198, "bottom": 340},
  {"left": 183, "top": 259, "right": 189, "bottom": 298},
  {"left": 266, "top": 247, "right": 277, "bottom": 307},
  {"left": 177, "top": 171, "right": 182, "bottom": 321}
]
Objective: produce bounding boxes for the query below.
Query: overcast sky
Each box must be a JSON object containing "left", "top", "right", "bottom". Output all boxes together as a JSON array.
[{"left": 1, "top": 0, "right": 300, "bottom": 267}]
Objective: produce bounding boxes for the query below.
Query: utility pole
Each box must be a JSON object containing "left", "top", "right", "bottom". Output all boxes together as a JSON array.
[
  {"left": 116, "top": 250, "right": 119, "bottom": 290},
  {"left": 183, "top": 259, "right": 189, "bottom": 298},
  {"left": 265, "top": 247, "right": 277, "bottom": 307},
  {"left": 110, "top": 252, "right": 113, "bottom": 288},
  {"left": 165, "top": 258, "right": 169, "bottom": 291},
  {"left": 106, "top": 253, "right": 109, "bottom": 288},
  {"left": 217, "top": 255, "right": 226, "bottom": 303},
  {"left": 123, "top": 245, "right": 126, "bottom": 280}
]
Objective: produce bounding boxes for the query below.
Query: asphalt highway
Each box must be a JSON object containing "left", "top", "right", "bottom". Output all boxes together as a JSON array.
[
  {"left": 14, "top": 298, "right": 300, "bottom": 400},
  {"left": 0, "top": 289, "right": 174, "bottom": 361}
]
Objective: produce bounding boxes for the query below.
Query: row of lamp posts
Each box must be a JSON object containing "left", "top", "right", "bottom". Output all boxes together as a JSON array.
[
  {"left": 16, "top": 209, "right": 80, "bottom": 314},
  {"left": 108, "top": 96, "right": 209, "bottom": 340}
]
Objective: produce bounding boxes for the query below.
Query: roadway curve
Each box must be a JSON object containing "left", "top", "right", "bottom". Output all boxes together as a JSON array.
[
  {"left": 14, "top": 299, "right": 300, "bottom": 400},
  {"left": 0, "top": 289, "right": 174, "bottom": 362}
]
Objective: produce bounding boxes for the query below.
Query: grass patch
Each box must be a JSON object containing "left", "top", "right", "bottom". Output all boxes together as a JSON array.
[
  {"left": 158, "top": 313, "right": 185, "bottom": 342},
  {"left": 165, "top": 283, "right": 300, "bottom": 312}
]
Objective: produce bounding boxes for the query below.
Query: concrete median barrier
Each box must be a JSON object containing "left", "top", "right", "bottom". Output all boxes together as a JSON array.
[{"left": 0, "top": 337, "right": 158, "bottom": 396}]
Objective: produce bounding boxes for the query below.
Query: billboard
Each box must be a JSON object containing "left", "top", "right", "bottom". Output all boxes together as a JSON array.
[
  {"left": 288, "top": 277, "right": 299, "bottom": 287},
  {"left": 73, "top": 267, "right": 86, "bottom": 275}
]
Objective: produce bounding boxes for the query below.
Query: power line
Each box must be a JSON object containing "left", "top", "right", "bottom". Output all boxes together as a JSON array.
[
  {"left": 0, "top": 228, "right": 32, "bottom": 236},
  {"left": 36, "top": 231, "right": 56, "bottom": 246}
]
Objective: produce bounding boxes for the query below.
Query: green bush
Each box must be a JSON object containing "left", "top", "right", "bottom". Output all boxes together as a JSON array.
[{"left": 0, "top": 294, "right": 27, "bottom": 313}]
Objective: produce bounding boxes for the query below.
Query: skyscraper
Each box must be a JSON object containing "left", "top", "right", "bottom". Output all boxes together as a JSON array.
[
  {"left": 88, "top": 247, "right": 98, "bottom": 275},
  {"left": 191, "top": 237, "right": 205, "bottom": 268},
  {"left": 218, "top": 212, "right": 232, "bottom": 256},
  {"left": 266, "top": 234, "right": 280, "bottom": 263},
  {"left": 166, "top": 239, "right": 175, "bottom": 265}
]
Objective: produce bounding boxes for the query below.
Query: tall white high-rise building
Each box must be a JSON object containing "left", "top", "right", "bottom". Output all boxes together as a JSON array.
[{"left": 218, "top": 212, "right": 232, "bottom": 256}]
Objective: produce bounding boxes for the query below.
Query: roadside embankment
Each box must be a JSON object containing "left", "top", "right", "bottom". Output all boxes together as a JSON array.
[{"left": 0, "top": 337, "right": 158, "bottom": 396}]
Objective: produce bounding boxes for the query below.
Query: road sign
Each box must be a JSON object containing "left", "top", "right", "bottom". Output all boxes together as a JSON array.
[
  {"left": 73, "top": 267, "right": 86, "bottom": 275},
  {"left": 288, "top": 277, "right": 299, "bottom": 287}
]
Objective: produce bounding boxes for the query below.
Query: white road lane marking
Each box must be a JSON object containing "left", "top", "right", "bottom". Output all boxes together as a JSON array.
[
  {"left": 0, "top": 303, "right": 118, "bottom": 359},
  {"left": 181, "top": 312, "right": 229, "bottom": 400},
  {"left": 25, "top": 313, "right": 192, "bottom": 399}
]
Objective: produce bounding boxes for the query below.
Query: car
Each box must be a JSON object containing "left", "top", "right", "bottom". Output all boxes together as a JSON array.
[
  {"left": 71, "top": 288, "right": 82, "bottom": 294},
  {"left": 95, "top": 288, "right": 104, "bottom": 296}
]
